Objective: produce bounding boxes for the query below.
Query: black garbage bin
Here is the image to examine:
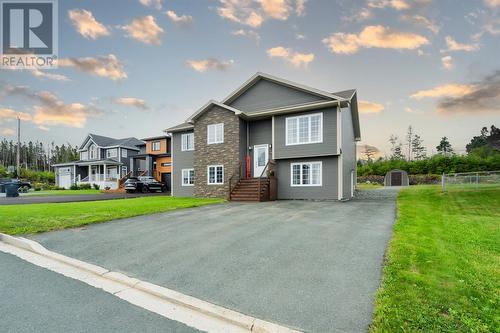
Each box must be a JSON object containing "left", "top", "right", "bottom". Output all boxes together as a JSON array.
[{"left": 5, "top": 182, "right": 19, "bottom": 197}]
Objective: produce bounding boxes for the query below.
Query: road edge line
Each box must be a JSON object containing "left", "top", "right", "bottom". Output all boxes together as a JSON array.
[{"left": 0, "top": 233, "right": 302, "bottom": 333}]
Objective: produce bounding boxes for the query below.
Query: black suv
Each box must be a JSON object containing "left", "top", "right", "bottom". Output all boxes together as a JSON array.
[
  {"left": 124, "top": 176, "right": 165, "bottom": 193},
  {"left": 0, "top": 178, "right": 31, "bottom": 193}
]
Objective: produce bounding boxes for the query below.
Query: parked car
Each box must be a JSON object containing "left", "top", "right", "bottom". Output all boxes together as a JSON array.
[
  {"left": 124, "top": 176, "right": 165, "bottom": 193},
  {"left": 0, "top": 178, "right": 31, "bottom": 193}
]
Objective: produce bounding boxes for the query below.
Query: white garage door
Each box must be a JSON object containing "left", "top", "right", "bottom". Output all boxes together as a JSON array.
[{"left": 58, "top": 174, "right": 72, "bottom": 189}]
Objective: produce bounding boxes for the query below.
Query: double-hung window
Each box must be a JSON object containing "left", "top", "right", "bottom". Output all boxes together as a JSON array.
[
  {"left": 207, "top": 165, "right": 224, "bottom": 185},
  {"left": 182, "top": 169, "right": 194, "bottom": 186},
  {"left": 291, "top": 162, "right": 322, "bottom": 186},
  {"left": 121, "top": 149, "right": 127, "bottom": 158},
  {"left": 181, "top": 133, "right": 194, "bottom": 151},
  {"left": 152, "top": 141, "right": 161, "bottom": 151},
  {"left": 286, "top": 113, "right": 323, "bottom": 145},
  {"left": 207, "top": 123, "right": 224, "bottom": 144},
  {"left": 106, "top": 148, "right": 117, "bottom": 158}
]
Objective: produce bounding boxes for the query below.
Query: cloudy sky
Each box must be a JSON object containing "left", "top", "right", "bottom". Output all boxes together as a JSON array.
[{"left": 1, "top": 0, "right": 499, "bottom": 157}]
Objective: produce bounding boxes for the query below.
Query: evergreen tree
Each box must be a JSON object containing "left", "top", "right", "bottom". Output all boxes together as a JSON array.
[
  {"left": 436, "top": 137, "right": 453, "bottom": 156},
  {"left": 412, "top": 134, "right": 426, "bottom": 160}
]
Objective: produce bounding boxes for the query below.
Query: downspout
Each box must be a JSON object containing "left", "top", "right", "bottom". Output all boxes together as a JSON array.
[{"left": 337, "top": 104, "right": 343, "bottom": 201}]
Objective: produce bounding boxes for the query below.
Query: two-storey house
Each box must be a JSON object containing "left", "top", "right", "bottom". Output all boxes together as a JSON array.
[
  {"left": 166, "top": 73, "right": 360, "bottom": 201},
  {"left": 130, "top": 135, "right": 172, "bottom": 191},
  {"left": 52, "top": 134, "right": 144, "bottom": 189}
]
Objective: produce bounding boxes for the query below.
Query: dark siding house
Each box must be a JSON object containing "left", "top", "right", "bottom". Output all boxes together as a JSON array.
[
  {"left": 167, "top": 73, "right": 361, "bottom": 201},
  {"left": 52, "top": 134, "right": 144, "bottom": 189}
]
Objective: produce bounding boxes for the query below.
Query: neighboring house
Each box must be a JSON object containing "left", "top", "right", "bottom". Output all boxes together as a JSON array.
[
  {"left": 166, "top": 72, "right": 360, "bottom": 201},
  {"left": 52, "top": 134, "right": 144, "bottom": 189},
  {"left": 131, "top": 135, "right": 172, "bottom": 191}
]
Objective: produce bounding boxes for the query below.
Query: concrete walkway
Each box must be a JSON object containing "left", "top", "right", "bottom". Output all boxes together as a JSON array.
[{"left": 32, "top": 189, "right": 399, "bottom": 333}]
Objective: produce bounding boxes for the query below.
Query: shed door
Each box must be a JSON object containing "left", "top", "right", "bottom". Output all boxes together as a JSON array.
[
  {"left": 391, "top": 172, "right": 402, "bottom": 186},
  {"left": 58, "top": 174, "right": 72, "bottom": 189}
]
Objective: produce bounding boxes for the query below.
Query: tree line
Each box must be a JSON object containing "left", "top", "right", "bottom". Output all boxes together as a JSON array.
[
  {"left": 358, "top": 125, "right": 500, "bottom": 176},
  {"left": 0, "top": 139, "right": 79, "bottom": 172}
]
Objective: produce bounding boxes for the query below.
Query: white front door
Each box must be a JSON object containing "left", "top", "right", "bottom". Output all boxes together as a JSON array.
[{"left": 253, "top": 144, "right": 269, "bottom": 177}]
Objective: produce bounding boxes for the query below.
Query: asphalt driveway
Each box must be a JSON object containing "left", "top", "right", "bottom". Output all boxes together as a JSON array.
[{"left": 31, "top": 188, "right": 399, "bottom": 333}]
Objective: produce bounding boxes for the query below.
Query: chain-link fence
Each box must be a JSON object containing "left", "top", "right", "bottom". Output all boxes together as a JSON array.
[{"left": 442, "top": 170, "right": 500, "bottom": 191}]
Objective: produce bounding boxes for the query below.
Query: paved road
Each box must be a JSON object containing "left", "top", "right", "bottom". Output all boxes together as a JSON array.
[
  {"left": 0, "top": 192, "right": 169, "bottom": 205},
  {"left": 32, "top": 189, "right": 399, "bottom": 333},
  {"left": 0, "top": 252, "right": 199, "bottom": 333}
]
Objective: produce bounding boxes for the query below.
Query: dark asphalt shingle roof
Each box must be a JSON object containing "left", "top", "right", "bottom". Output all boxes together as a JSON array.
[
  {"left": 165, "top": 122, "right": 194, "bottom": 132},
  {"left": 80, "top": 134, "right": 144, "bottom": 150},
  {"left": 332, "top": 89, "right": 356, "bottom": 100}
]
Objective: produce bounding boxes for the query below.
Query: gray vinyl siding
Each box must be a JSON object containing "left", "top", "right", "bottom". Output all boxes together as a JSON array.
[
  {"left": 248, "top": 118, "right": 272, "bottom": 176},
  {"left": 239, "top": 119, "right": 248, "bottom": 178},
  {"left": 172, "top": 131, "right": 194, "bottom": 197},
  {"left": 274, "top": 108, "right": 338, "bottom": 159},
  {"left": 276, "top": 156, "right": 339, "bottom": 200},
  {"left": 341, "top": 105, "right": 356, "bottom": 199},
  {"left": 229, "top": 79, "right": 327, "bottom": 112}
]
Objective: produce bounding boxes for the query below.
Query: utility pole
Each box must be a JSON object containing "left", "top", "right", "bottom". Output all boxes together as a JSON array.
[{"left": 16, "top": 117, "right": 20, "bottom": 178}]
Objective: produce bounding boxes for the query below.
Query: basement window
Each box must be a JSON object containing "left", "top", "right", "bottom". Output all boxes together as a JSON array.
[{"left": 207, "top": 165, "right": 224, "bottom": 185}]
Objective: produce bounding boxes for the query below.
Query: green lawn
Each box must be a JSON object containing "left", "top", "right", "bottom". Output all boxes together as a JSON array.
[
  {"left": 0, "top": 197, "right": 224, "bottom": 235},
  {"left": 371, "top": 185, "right": 500, "bottom": 332},
  {"left": 26, "top": 189, "right": 101, "bottom": 196}
]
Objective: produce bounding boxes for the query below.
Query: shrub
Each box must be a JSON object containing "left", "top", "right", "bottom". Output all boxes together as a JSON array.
[
  {"left": 79, "top": 183, "right": 92, "bottom": 190},
  {"left": 70, "top": 184, "right": 80, "bottom": 190},
  {"left": 357, "top": 175, "right": 384, "bottom": 185},
  {"left": 34, "top": 187, "right": 41, "bottom": 191},
  {"left": 408, "top": 174, "right": 441, "bottom": 185},
  {"left": 93, "top": 184, "right": 100, "bottom": 190}
]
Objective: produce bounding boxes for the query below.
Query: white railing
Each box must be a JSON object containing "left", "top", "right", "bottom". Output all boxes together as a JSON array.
[
  {"left": 87, "top": 174, "right": 119, "bottom": 182},
  {"left": 77, "top": 174, "right": 119, "bottom": 190}
]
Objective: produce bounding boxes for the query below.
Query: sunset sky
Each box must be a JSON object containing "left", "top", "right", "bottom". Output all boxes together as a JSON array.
[{"left": 1, "top": 0, "right": 499, "bottom": 157}]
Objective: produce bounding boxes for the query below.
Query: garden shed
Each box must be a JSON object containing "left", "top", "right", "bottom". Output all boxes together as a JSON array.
[{"left": 384, "top": 169, "right": 409, "bottom": 187}]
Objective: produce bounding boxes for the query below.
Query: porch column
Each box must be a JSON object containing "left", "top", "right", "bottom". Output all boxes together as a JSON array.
[
  {"left": 88, "top": 165, "right": 91, "bottom": 182},
  {"left": 104, "top": 164, "right": 107, "bottom": 182}
]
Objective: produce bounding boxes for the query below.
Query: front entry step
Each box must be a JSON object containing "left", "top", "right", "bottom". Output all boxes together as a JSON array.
[{"left": 230, "top": 178, "right": 270, "bottom": 202}]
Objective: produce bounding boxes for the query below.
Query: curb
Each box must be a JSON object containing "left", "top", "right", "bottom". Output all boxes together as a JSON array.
[{"left": 0, "top": 233, "right": 302, "bottom": 333}]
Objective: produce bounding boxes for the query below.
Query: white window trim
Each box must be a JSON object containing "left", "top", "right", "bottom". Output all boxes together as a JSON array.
[
  {"left": 181, "top": 133, "right": 194, "bottom": 151},
  {"left": 285, "top": 112, "right": 323, "bottom": 146},
  {"left": 152, "top": 141, "right": 161, "bottom": 151},
  {"left": 290, "top": 161, "right": 323, "bottom": 187},
  {"left": 207, "top": 123, "right": 224, "bottom": 144},
  {"left": 106, "top": 148, "right": 118, "bottom": 158},
  {"left": 182, "top": 168, "right": 194, "bottom": 186},
  {"left": 207, "top": 165, "right": 224, "bottom": 185},
  {"left": 89, "top": 144, "right": 97, "bottom": 159},
  {"left": 80, "top": 151, "right": 88, "bottom": 160}
]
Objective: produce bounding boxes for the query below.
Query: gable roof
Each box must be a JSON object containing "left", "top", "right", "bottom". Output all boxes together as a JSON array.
[
  {"left": 166, "top": 73, "right": 361, "bottom": 140},
  {"left": 332, "top": 89, "right": 356, "bottom": 100},
  {"left": 185, "top": 100, "right": 242, "bottom": 123},
  {"left": 79, "top": 134, "right": 144, "bottom": 150},
  {"left": 222, "top": 72, "right": 348, "bottom": 105},
  {"left": 165, "top": 122, "right": 194, "bottom": 133}
]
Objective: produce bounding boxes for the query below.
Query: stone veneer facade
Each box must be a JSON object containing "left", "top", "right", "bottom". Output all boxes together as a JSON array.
[{"left": 193, "top": 106, "right": 241, "bottom": 198}]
